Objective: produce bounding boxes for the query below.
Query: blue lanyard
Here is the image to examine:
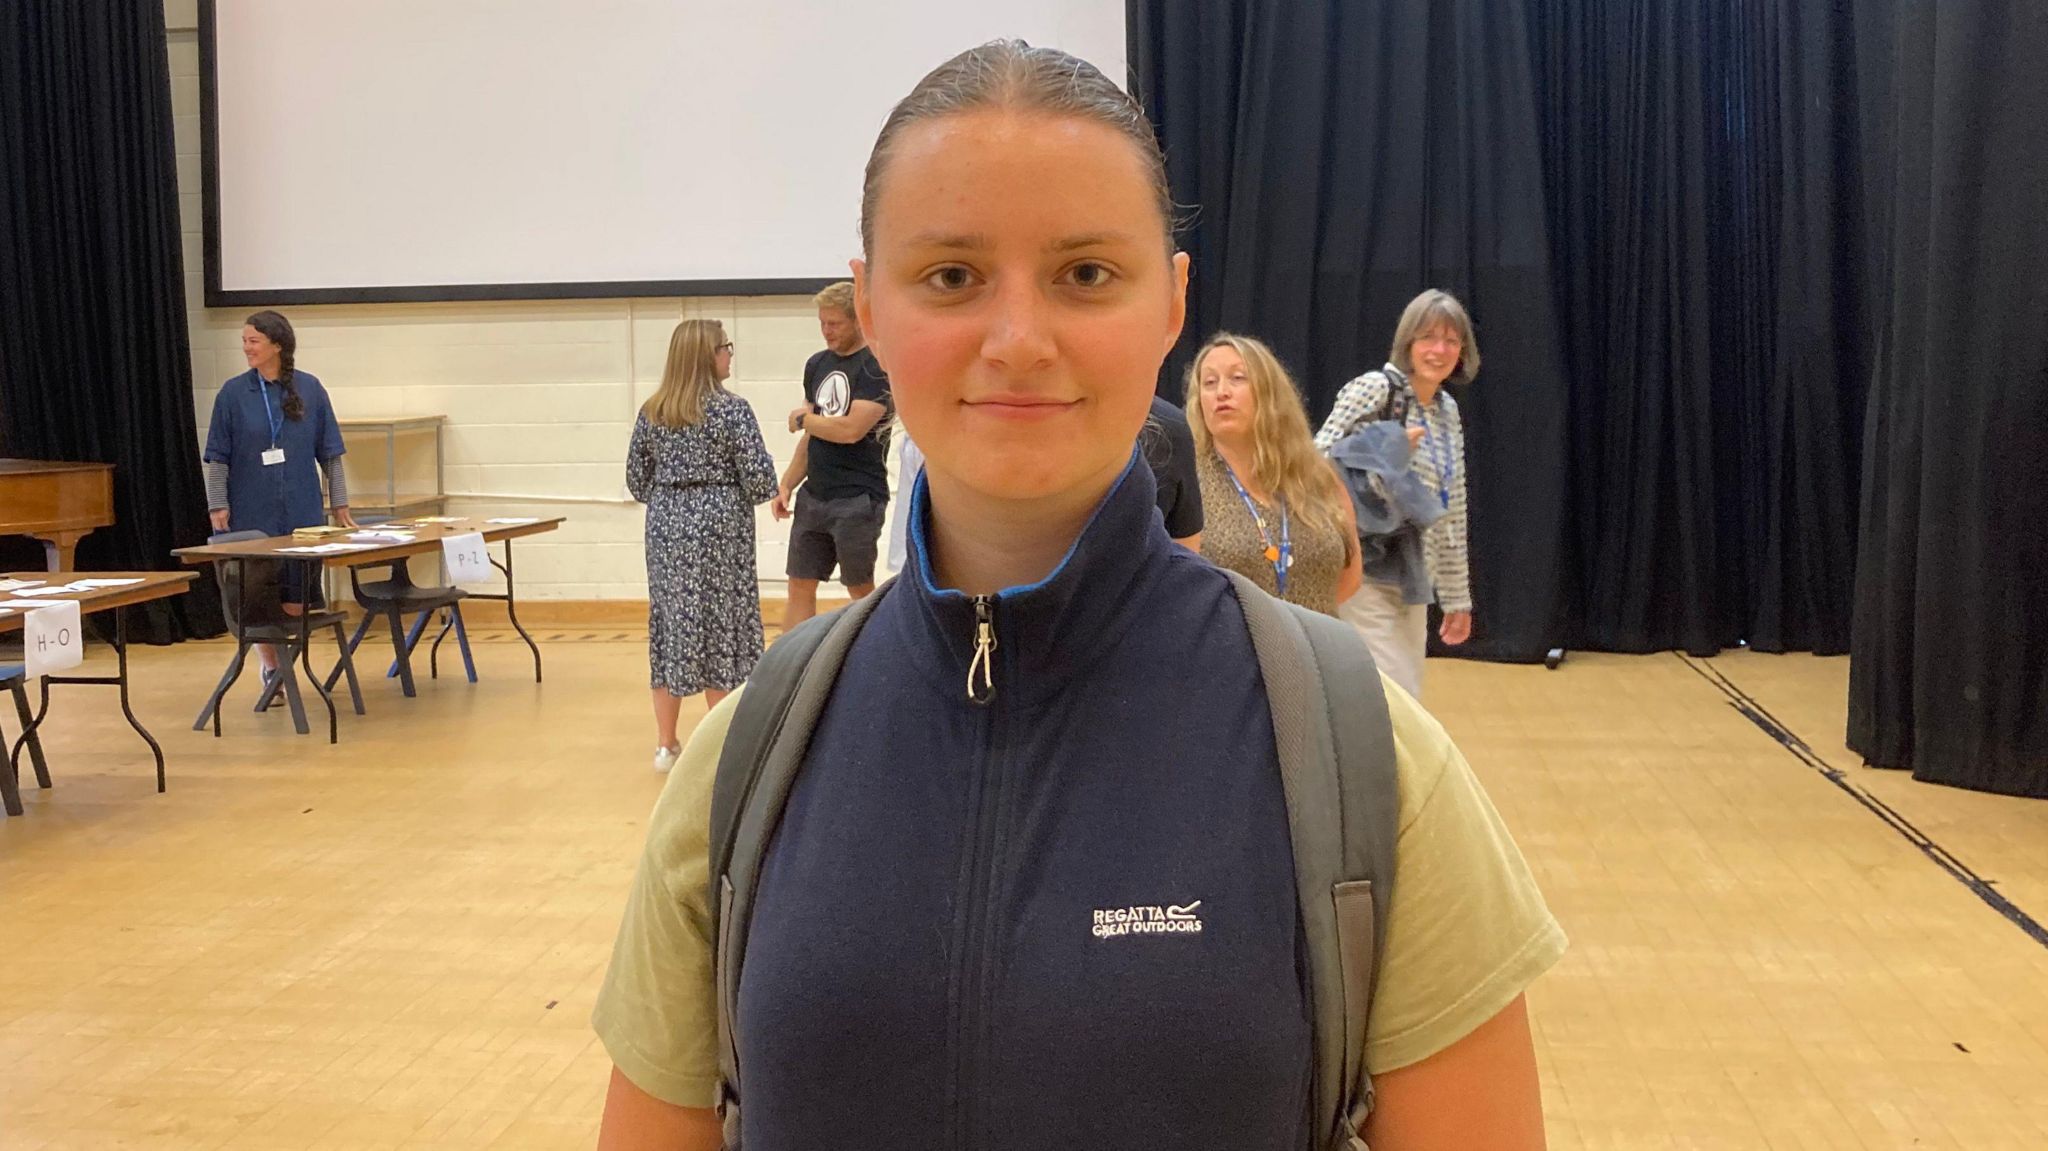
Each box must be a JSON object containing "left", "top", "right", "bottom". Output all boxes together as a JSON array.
[
  {"left": 257, "top": 375, "right": 284, "bottom": 447},
  {"left": 1415, "top": 404, "right": 1454, "bottom": 510},
  {"left": 1222, "top": 462, "right": 1291, "bottom": 595}
]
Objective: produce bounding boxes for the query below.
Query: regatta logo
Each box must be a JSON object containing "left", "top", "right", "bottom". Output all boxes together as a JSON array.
[{"left": 1091, "top": 901, "right": 1204, "bottom": 939}]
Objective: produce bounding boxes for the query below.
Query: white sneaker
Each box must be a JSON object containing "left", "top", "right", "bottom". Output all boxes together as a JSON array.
[{"left": 653, "top": 745, "right": 681, "bottom": 774}]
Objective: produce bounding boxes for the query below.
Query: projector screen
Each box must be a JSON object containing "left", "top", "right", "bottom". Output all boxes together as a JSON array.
[{"left": 199, "top": 0, "right": 1128, "bottom": 305}]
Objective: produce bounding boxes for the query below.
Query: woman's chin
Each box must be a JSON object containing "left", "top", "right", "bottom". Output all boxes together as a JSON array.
[{"left": 938, "top": 451, "right": 1125, "bottom": 509}]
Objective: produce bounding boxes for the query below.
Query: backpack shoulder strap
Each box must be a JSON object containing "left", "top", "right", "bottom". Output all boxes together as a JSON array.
[
  {"left": 1377, "top": 364, "right": 1413, "bottom": 426},
  {"left": 709, "top": 581, "right": 893, "bottom": 1143},
  {"left": 1223, "top": 571, "right": 1400, "bottom": 1151}
]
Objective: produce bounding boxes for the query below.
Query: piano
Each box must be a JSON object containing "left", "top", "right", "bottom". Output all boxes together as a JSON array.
[{"left": 0, "top": 459, "right": 115, "bottom": 571}]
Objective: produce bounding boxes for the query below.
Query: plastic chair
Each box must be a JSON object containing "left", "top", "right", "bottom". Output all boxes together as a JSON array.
[
  {"left": 192, "top": 531, "right": 365, "bottom": 738},
  {"left": 1, "top": 662, "right": 49, "bottom": 815},
  {"left": 329, "top": 560, "right": 475, "bottom": 698}
]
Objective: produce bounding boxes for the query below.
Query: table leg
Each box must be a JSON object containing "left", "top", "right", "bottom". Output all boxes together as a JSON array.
[
  {"left": 109, "top": 608, "right": 168, "bottom": 793},
  {"left": 301, "top": 559, "right": 337, "bottom": 742},
  {"left": 493, "top": 540, "right": 542, "bottom": 683}
]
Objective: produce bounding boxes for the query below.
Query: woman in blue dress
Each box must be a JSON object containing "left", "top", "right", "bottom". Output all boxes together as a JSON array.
[{"left": 203, "top": 310, "right": 354, "bottom": 674}]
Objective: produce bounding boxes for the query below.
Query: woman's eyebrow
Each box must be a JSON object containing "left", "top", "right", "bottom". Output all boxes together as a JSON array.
[
  {"left": 1046, "top": 232, "right": 1134, "bottom": 253},
  {"left": 903, "top": 231, "right": 990, "bottom": 251},
  {"left": 899, "top": 231, "right": 1138, "bottom": 254}
]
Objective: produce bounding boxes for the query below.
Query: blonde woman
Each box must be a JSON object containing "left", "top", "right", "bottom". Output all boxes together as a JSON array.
[
  {"left": 626, "top": 319, "right": 777, "bottom": 772},
  {"left": 1188, "top": 333, "right": 1363, "bottom": 615},
  {"left": 1315, "top": 290, "right": 1481, "bottom": 698}
]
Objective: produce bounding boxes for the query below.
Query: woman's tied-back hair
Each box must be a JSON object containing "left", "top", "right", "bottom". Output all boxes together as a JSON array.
[
  {"left": 244, "top": 310, "right": 304, "bottom": 420},
  {"left": 1185, "top": 333, "right": 1355, "bottom": 546},
  {"left": 1389, "top": 289, "right": 1482, "bottom": 385},
  {"left": 860, "top": 40, "right": 1175, "bottom": 257},
  {"left": 644, "top": 319, "right": 729, "bottom": 429}
]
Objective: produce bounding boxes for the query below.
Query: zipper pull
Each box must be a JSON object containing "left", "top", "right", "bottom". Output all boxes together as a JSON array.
[{"left": 966, "top": 595, "right": 997, "bottom": 705}]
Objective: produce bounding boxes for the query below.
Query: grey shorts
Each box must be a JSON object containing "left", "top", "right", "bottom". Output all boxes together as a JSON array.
[{"left": 787, "top": 490, "right": 885, "bottom": 586}]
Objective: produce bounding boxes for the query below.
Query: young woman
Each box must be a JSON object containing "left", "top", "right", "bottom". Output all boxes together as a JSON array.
[
  {"left": 1188, "top": 333, "right": 1362, "bottom": 615},
  {"left": 1315, "top": 290, "right": 1481, "bottom": 699},
  {"left": 626, "top": 319, "right": 777, "bottom": 772},
  {"left": 594, "top": 43, "right": 1561, "bottom": 1151},
  {"left": 202, "top": 310, "right": 352, "bottom": 673}
]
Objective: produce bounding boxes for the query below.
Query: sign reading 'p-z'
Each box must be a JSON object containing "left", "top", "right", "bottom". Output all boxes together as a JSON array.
[
  {"left": 441, "top": 532, "right": 493, "bottom": 585},
  {"left": 24, "top": 600, "right": 84, "bottom": 678}
]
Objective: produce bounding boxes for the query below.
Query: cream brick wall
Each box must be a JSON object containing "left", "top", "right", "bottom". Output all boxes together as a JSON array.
[{"left": 166, "top": 1, "right": 897, "bottom": 599}]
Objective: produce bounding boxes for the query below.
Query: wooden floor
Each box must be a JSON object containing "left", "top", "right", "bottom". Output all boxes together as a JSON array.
[{"left": 3, "top": 634, "right": 2047, "bottom": 1149}]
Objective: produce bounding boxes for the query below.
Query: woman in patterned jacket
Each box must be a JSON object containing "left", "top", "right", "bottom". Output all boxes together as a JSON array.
[{"left": 1313, "top": 289, "right": 1480, "bottom": 699}]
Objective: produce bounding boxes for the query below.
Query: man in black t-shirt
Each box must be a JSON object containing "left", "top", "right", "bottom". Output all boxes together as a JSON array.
[
  {"left": 772, "top": 281, "right": 893, "bottom": 629},
  {"left": 1143, "top": 394, "right": 1204, "bottom": 548}
]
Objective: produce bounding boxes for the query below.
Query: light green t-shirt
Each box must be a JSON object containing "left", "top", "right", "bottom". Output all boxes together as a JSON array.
[{"left": 593, "top": 678, "right": 1566, "bottom": 1108}]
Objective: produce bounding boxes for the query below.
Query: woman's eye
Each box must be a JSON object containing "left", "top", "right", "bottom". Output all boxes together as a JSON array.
[
  {"left": 925, "top": 266, "right": 975, "bottom": 291},
  {"left": 1065, "top": 262, "right": 1115, "bottom": 288}
]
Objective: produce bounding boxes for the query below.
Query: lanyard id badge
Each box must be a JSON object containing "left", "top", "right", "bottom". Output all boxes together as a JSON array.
[
  {"left": 1413, "top": 403, "right": 1454, "bottom": 510},
  {"left": 259, "top": 378, "right": 287, "bottom": 465},
  {"left": 1223, "top": 462, "right": 1291, "bottom": 595}
]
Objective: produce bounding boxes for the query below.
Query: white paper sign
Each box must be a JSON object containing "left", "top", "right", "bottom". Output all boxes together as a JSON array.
[
  {"left": 24, "top": 600, "right": 84, "bottom": 678},
  {"left": 441, "top": 532, "right": 492, "bottom": 585}
]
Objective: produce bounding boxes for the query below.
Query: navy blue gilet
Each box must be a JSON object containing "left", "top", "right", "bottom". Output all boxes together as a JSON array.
[{"left": 737, "top": 453, "right": 1311, "bottom": 1150}]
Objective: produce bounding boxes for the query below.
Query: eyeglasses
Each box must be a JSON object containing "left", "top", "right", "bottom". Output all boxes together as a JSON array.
[{"left": 717, "top": 342, "right": 735, "bottom": 352}]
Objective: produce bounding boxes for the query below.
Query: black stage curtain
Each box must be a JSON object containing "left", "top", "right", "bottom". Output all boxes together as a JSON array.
[
  {"left": 1529, "top": 0, "right": 1875, "bottom": 654},
  {"left": 1132, "top": 0, "right": 1575, "bottom": 663},
  {"left": 1132, "top": 0, "right": 1872, "bottom": 661},
  {"left": 0, "top": 0, "right": 222, "bottom": 642},
  {"left": 1848, "top": 0, "right": 2048, "bottom": 797}
]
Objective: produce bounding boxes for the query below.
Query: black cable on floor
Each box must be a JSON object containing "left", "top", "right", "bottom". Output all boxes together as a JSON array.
[{"left": 1676, "top": 653, "right": 2048, "bottom": 951}]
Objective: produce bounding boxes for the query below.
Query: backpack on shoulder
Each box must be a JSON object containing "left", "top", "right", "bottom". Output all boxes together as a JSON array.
[{"left": 708, "top": 571, "right": 1400, "bottom": 1151}]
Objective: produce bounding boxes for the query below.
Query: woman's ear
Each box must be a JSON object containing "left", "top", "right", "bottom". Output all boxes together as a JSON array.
[
  {"left": 1163, "top": 251, "right": 1191, "bottom": 357},
  {"left": 852, "top": 258, "right": 884, "bottom": 370}
]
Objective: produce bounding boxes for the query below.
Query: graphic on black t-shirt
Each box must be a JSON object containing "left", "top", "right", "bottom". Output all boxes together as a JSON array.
[
  {"left": 814, "top": 370, "right": 852, "bottom": 417},
  {"left": 801, "top": 347, "right": 892, "bottom": 503}
]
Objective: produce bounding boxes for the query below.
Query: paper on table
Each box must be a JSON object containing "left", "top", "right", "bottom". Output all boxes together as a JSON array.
[
  {"left": 348, "top": 530, "right": 418, "bottom": 542},
  {"left": 0, "top": 578, "right": 45, "bottom": 592},
  {"left": 484, "top": 517, "right": 540, "bottom": 525},
  {"left": 277, "top": 543, "right": 377, "bottom": 554},
  {"left": 69, "top": 578, "right": 146, "bottom": 588}
]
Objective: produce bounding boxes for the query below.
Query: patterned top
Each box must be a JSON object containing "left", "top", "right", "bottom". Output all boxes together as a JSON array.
[
  {"left": 1313, "top": 364, "right": 1471, "bottom": 613},
  {"left": 627, "top": 392, "right": 778, "bottom": 502},
  {"left": 1196, "top": 452, "right": 1350, "bottom": 617}
]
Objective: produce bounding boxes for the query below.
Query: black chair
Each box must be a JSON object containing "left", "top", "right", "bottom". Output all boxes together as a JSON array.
[
  {"left": 328, "top": 560, "right": 475, "bottom": 699},
  {"left": 192, "top": 531, "right": 364, "bottom": 738},
  {"left": 1, "top": 661, "right": 48, "bottom": 816}
]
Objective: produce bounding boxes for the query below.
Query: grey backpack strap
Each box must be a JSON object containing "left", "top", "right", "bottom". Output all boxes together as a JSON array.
[
  {"left": 1223, "top": 571, "right": 1400, "bottom": 1151},
  {"left": 708, "top": 582, "right": 892, "bottom": 1146}
]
